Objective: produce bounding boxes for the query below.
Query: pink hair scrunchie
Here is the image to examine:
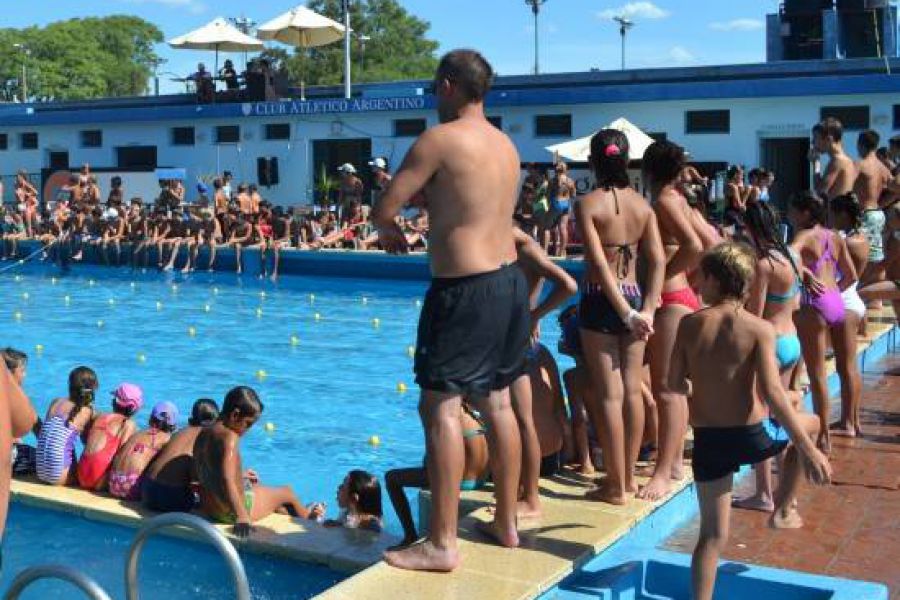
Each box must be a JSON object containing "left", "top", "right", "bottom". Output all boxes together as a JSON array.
[{"left": 604, "top": 144, "right": 621, "bottom": 157}]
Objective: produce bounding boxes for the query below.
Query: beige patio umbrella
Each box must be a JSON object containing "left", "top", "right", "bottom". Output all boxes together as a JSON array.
[
  {"left": 545, "top": 117, "right": 656, "bottom": 162},
  {"left": 257, "top": 5, "right": 348, "bottom": 99},
  {"left": 168, "top": 17, "right": 265, "bottom": 74}
]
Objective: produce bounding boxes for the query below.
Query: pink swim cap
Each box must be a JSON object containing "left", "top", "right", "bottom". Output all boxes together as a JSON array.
[{"left": 112, "top": 383, "right": 144, "bottom": 412}]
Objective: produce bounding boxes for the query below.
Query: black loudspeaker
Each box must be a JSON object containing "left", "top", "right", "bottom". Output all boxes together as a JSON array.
[
  {"left": 268, "top": 157, "right": 279, "bottom": 186},
  {"left": 257, "top": 157, "right": 280, "bottom": 187},
  {"left": 257, "top": 157, "right": 271, "bottom": 186}
]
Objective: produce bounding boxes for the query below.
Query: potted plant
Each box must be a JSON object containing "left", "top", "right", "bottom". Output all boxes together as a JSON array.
[{"left": 315, "top": 163, "right": 337, "bottom": 210}]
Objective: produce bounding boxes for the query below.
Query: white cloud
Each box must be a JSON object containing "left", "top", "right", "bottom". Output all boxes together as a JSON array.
[
  {"left": 709, "top": 18, "right": 764, "bottom": 32},
  {"left": 597, "top": 2, "right": 670, "bottom": 20},
  {"left": 125, "top": 0, "right": 207, "bottom": 15},
  {"left": 667, "top": 46, "right": 696, "bottom": 64}
]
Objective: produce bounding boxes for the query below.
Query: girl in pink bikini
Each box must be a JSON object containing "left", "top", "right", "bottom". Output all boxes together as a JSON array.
[
  {"left": 109, "top": 402, "right": 179, "bottom": 501},
  {"left": 789, "top": 191, "right": 857, "bottom": 453}
]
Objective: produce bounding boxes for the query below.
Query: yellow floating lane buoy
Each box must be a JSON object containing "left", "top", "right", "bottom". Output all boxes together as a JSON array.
[
  {"left": 255, "top": 308, "right": 264, "bottom": 318},
  {"left": 264, "top": 422, "right": 276, "bottom": 432},
  {"left": 368, "top": 435, "right": 381, "bottom": 446},
  {"left": 108, "top": 298, "right": 115, "bottom": 306},
  {"left": 64, "top": 295, "right": 71, "bottom": 304},
  {"left": 372, "top": 318, "right": 381, "bottom": 328},
  {"left": 13, "top": 311, "right": 22, "bottom": 321},
  {"left": 156, "top": 301, "right": 163, "bottom": 311},
  {"left": 171, "top": 284, "right": 179, "bottom": 293},
  {"left": 13, "top": 275, "right": 22, "bottom": 283},
  {"left": 212, "top": 287, "right": 219, "bottom": 295},
  {"left": 259, "top": 291, "right": 267, "bottom": 299},
  {"left": 361, "top": 296, "right": 368, "bottom": 304},
  {"left": 290, "top": 335, "right": 300, "bottom": 346},
  {"left": 407, "top": 345, "right": 416, "bottom": 358},
  {"left": 21, "top": 292, "right": 29, "bottom": 300},
  {"left": 35, "top": 344, "right": 44, "bottom": 354},
  {"left": 397, "top": 382, "right": 408, "bottom": 393},
  {"left": 188, "top": 326, "right": 197, "bottom": 337},
  {"left": 130, "top": 282, "right": 136, "bottom": 289},
  {"left": 97, "top": 320, "right": 104, "bottom": 328},
  {"left": 309, "top": 293, "right": 315, "bottom": 303},
  {"left": 203, "top": 304, "right": 211, "bottom": 313},
  {"left": 88, "top": 279, "right": 95, "bottom": 287},
  {"left": 51, "top": 277, "right": 58, "bottom": 285},
  {"left": 314, "top": 312, "right": 321, "bottom": 322},
  {"left": 137, "top": 353, "right": 146, "bottom": 363},
  {"left": 256, "top": 369, "right": 267, "bottom": 380},
  {"left": 415, "top": 299, "right": 422, "bottom": 307}
]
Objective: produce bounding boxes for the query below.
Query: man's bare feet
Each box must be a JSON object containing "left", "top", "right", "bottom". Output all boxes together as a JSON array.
[
  {"left": 671, "top": 462, "right": 685, "bottom": 481},
  {"left": 732, "top": 494, "right": 775, "bottom": 513},
  {"left": 383, "top": 539, "right": 461, "bottom": 572},
  {"left": 386, "top": 535, "right": 421, "bottom": 553},
  {"left": 585, "top": 484, "right": 626, "bottom": 505},
  {"left": 817, "top": 432, "right": 832, "bottom": 455},
  {"left": 475, "top": 519, "right": 519, "bottom": 548},
  {"left": 770, "top": 507, "right": 804, "bottom": 529},
  {"left": 637, "top": 473, "right": 672, "bottom": 501},
  {"left": 578, "top": 462, "right": 597, "bottom": 476},
  {"left": 516, "top": 500, "right": 542, "bottom": 521}
]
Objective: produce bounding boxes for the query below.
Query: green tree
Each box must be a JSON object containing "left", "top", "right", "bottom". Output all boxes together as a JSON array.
[
  {"left": 0, "top": 16, "right": 162, "bottom": 101},
  {"left": 279, "top": 0, "right": 439, "bottom": 87}
]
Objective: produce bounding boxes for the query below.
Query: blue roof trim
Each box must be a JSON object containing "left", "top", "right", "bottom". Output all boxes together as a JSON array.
[{"left": 1, "top": 73, "right": 897, "bottom": 127}]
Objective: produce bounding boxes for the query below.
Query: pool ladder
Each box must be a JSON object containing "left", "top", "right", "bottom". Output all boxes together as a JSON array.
[{"left": 4, "top": 513, "right": 251, "bottom": 600}]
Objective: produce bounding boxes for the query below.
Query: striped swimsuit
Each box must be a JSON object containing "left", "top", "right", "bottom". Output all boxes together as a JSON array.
[{"left": 36, "top": 408, "right": 79, "bottom": 484}]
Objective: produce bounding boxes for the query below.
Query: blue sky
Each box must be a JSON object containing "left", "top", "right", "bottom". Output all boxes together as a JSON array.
[{"left": 9, "top": 0, "right": 783, "bottom": 93}]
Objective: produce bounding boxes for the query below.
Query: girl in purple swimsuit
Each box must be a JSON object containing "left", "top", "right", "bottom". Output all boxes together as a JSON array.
[{"left": 789, "top": 191, "right": 858, "bottom": 453}]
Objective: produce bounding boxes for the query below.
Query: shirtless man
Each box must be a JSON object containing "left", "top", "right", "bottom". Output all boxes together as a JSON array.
[
  {"left": 236, "top": 184, "right": 252, "bottom": 216},
  {"left": 143, "top": 399, "right": 218, "bottom": 513},
  {"left": 193, "top": 387, "right": 322, "bottom": 537},
  {"left": 854, "top": 129, "right": 894, "bottom": 292},
  {"left": 669, "top": 243, "right": 831, "bottom": 600},
  {"left": 375, "top": 50, "right": 527, "bottom": 572},
  {"left": 511, "top": 226, "right": 577, "bottom": 517},
  {"left": 248, "top": 184, "right": 262, "bottom": 216},
  {"left": 810, "top": 118, "right": 857, "bottom": 214},
  {"left": 639, "top": 141, "right": 704, "bottom": 501},
  {"left": 0, "top": 362, "right": 38, "bottom": 550}
]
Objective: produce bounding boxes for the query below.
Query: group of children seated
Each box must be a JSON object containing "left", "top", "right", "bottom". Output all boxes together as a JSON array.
[{"left": 5, "top": 352, "right": 383, "bottom": 538}]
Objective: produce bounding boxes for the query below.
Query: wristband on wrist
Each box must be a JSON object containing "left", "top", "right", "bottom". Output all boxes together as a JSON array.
[{"left": 624, "top": 308, "right": 639, "bottom": 328}]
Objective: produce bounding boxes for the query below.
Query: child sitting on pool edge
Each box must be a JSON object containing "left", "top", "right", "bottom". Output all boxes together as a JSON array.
[
  {"left": 667, "top": 242, "right": 831, "bottom": 600},
  {"left": 109, "top": 401, "right": 179, "bottom": 501},
  {"left": 77, "top": 383, "right": 142, "bottom": 492},
  {"left": 193, "top": 386, "right": 324, "bottom": 537},
  {"left": 325, "top": 470, "right": 383, "bottom": 533}
]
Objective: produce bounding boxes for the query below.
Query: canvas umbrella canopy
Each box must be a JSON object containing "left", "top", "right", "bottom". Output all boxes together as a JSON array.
[
  {"left": 545, "top": 117, "right": 656, "bottom": 163},
  {"left": 168, "top": 17, "right": 265, "bottom": 73},
  {"left": 256, "top": 5, "right": 347, "bottom": 47}
]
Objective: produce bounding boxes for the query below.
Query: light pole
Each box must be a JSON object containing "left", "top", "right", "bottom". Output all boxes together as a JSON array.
[
  {"left": 357, "top": 34, "right": 371, "bottom": 74},
  {"left": 613, "top": 16, "right": 634, "bottom": 71},
  {"left": 12, "top": 43, "right": 29, "bottom": 103},
  {"left": 148, "top": 57, "right": 167, "bottom": 97},
  {"left": 525, "top": 0, "right": 548, "bottom": 75},
  {"left": 343, "top": 0, "right": 352, "bottom": 99}
]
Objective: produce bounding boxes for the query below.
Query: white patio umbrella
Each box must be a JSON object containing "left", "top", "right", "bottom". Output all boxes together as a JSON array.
[
  {"left": 168, "top": 17, "right": 265, "bottom": 73},
  {"left": 545, "top": 117, "right": 656, "bottom": 163},
  {"left": 257, "top": 5, "right": 349, "bottom": 99},
  {"left": 256, "top": 5, "right": 347, "bottom": 47}
]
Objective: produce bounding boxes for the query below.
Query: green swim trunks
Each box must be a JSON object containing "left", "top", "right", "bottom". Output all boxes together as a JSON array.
[{"left": 211, "top": 486, "right": 255, "bottom": 525}]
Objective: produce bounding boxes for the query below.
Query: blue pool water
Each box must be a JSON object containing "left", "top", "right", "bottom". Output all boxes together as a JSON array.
[
  {"left": 2, "top": 263, "right": 571, "bottom": 535},
  {"left": 1, "top": 503, "right": 342, "bottom": 598}
]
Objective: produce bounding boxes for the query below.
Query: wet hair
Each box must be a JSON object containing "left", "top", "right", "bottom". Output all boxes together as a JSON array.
[
  {"left": 150, "top": 414, "right": 177, "bottom": 434},
  {"left": 831, "top": 192, "right": 863, "bottom": 232},
  {"left": 743, "top": 202, "right": 803, "bottom": 284},
  {"left": 67, "top": 366, "right": 98, "bottom": 426},
  {"left": 435, "top": 49, "right": 494, "bottom": 102},
  {"left": 813, "top": 117, "right": 843, "bottom": 143},
  {"left": 701, "top": 242, "right": 756, "bottom": 300},
  {"left": 190, "top": 398, "right": 220, "bottom": 426},
  {"left": 345, "top": 470, "right": 382, "bottom": 518},
  {"left": 642, "top": 141, "right": 686, "bottom": 187},
  {"left": 790, "top": 190, "right": 825, "bottom": 225},
  {"left": 2, "top": 347, "right": 27, "bottom": 372},
  {"left": 589, "top": 129, "right": 630, "bottom": 190},
  {"left": 858, "top": 130, "right": 879, "bottom": 155},
  {"left": 222, "top": 386, "right": 263, "bottom": 419}
]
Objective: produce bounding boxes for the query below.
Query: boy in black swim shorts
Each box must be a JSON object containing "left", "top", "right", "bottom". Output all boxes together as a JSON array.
[{"left": 667, "top": 243, "right": 831, "bottom": 600}]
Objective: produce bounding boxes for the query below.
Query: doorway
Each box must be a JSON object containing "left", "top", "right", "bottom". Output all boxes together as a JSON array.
[
  {"left": 760, "top": 137, "right": 810, "bottom": 212},
  {"left": 312, "top": 138, "right": 373, "bottom": 205}
]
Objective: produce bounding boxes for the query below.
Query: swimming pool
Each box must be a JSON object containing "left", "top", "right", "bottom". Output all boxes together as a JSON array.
[
  {"left": 2, "top": 502, "right": 342, "bottom": 598},
  {"left": 3, "top": 263, "right": 571, "bottom": 535}
]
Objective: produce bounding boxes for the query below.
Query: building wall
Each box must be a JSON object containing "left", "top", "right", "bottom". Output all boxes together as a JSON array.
[{"left": 1, "top": 91, "right": 898, "bottom": 206}]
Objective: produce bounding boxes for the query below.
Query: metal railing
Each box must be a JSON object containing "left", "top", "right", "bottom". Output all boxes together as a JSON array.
[
  {"left": 125, "top": 512, "right": 250, "bottom": 600},
  {"left": 3, "top": 565, "right": 112, "bottom": 600}
]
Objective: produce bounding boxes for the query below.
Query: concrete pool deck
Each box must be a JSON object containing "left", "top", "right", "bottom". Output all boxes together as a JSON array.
[{"left": 9, "top": 478, "right": 400, "bottom": 573}]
